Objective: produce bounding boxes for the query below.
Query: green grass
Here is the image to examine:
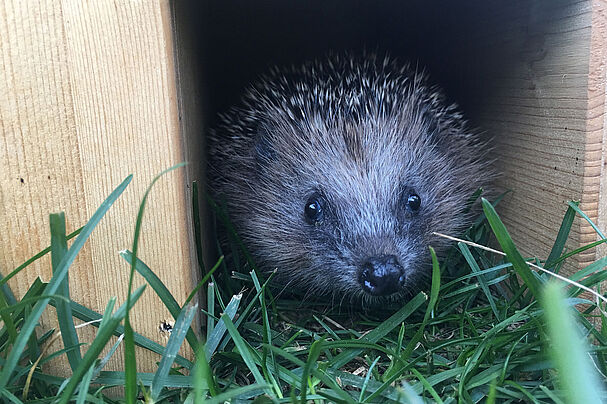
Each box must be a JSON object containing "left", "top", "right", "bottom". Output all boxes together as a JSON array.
[{"left": 1, "top": 170, "right": 607, "bottom": 403}]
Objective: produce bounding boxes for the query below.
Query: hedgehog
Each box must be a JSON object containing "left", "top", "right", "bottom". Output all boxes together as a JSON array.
[{"left": 208, "top": 55, "right": 492, "bottom": 303}]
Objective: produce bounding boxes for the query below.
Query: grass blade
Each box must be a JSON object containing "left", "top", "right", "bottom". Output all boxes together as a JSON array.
[
  {"left": 384, "top": 248, "right": 441, "bottom": 382},
  {"left": 250, "top": 270, "right": 282, "bottom": 397},
  {"left": 0, "top": 278, "right": 46, "bottom": 366},
  {"left": 0, "top": 227, "right": 83, "bottom": 289},
  {"left": 123, "top": 323, "right": 136, "bottom": 404},
  {"left": 76, "top": 362, "right": 96, "bottom": 404},
  {"left": 221, "top": 314, "right": 268, "bottom": 390},
  {"left": 52, "top": 299, "right": 192, "bottom": 368},
  {"left": 206, "top": 282, "right": 216, "bottom": 344},
  {"left": 542, "top": 282, "right": 604, "bottom": 404},
  {"left": 0, "top": 288, "right": 17, "bottom": 349},
  {"left": 58, "top": 285, "right": 146, "bottom": 403},
  {"left": 120, "top": 250, "right": 199, "bottom": 351},
  {"left": 266, "top": 344, "right": 356, "bottom": 404},
  {"left": 545, "top": 202, "right": 578, "bottom": 269},
  {"left": 359, "top": 356, "right": 381, "bottom": 401},
  {"left": 401, "top": 247, "right": 441, "bottom": 358},
  {"left": 567, "top": 201, "right": 606, "bottom": 239},
  {"left": 459, "top": 243, "right": 500, "bottom": 320},
  {"left": 193, "top": 343, "right": 217, "bottom": 400},
  {"left": 410, "top": 368, "right": 443, "bottom": 404},
  {"left": 0, "top": 388, "right": 23, "bottom": 404},
  {"left": 0, "top": 294, "right": 70, "bottom": 317},
  {"left": 205, "top": 293, "right": 242, "bottom": 357},
  {"left": 481, "top": 198, "right": 541, "bottom": 298},
  {"left": 92, "top": 334, "right": 124, "bottom": 379},
  {"left": 301, "top": 337, "right": 324, "bottom": 402},
  {"left": 184, "top": 256, "right": 223, "bottom": 308},
  {"left": 548, "top": 239, "right": 607, "bottom": 268},
  {"left": 331, "top": 291, "right": 427, "bottom": 369},
  {"left": 0, "top": 274, "right": 17, "bottom": 306},
  {"left": 0, "top": 174, "right": 132, "bottom": 390},
  {"left": 124, "top": 162, "right": 186, "bottom": 403},
  {"left": 202, "top": 384, "right": 272, "bottom": 404},
  {"left": 192, "top": 181, "right": 206, "bottom": 274},
  {"left": 50, "top": 212, "right": 82, "bottom": 370},
  {"left": 570, "top": 256, "right": 607, "bottom": 283},
  {"left": 151, "top": 304, "right": 198, "bottom": 400},
  {"left": 92, "top": 371, "right": 192, "bottom": 387}
]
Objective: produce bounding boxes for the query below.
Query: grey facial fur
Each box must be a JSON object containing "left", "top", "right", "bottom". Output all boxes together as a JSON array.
[{"left": 208, "top": 55, "right": 493, "bottom": 303}]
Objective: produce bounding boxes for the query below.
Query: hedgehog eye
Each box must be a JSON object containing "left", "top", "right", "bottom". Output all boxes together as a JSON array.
[
  {"left": 406, "top": 193, "right": 421, "bottom": 212},
  {"left": 304, "top": 195, "right": 324, "bottom": 224}
]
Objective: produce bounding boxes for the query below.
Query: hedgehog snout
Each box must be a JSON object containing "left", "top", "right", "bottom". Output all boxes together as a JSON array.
[{"left": 358, "top": 255, "right": 405, "bottom": 296}]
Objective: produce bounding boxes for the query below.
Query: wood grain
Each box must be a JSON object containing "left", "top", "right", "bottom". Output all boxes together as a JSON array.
[
  {"left": 589, "top": 0, "right": 607, "bottom": 260},
  {"left": 449, "top": 0, "right": 602, "bottom": 273},
  {"left": 0, "top": 0, "right": 197, "bottom": 374}
]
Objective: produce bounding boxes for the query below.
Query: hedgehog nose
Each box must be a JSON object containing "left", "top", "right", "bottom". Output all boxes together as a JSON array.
[{"left": 359, "top": 255, "right": 404, "bottom": 296}]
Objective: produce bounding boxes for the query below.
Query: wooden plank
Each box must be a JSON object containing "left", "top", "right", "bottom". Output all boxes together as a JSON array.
[
  {"left": 451, "top": 0, "right": 598, "bottom": 272},
  {"left": 589, "top": 0, "right": 607, "bottom": 259},
  {"left": 0, "top": 0, "right": 197, "bottom": 374},
  {"left": 170, "top": 0, "right": 208, "bottom": 269}
]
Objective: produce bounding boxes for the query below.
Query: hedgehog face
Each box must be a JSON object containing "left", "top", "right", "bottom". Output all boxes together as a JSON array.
[
  {"left": 209, "top": 55, "right": 492, "bottom": 303},
  {"left": 235, "top": 120, "right": 476, "bottom": 302},
  {"left": 274, "top": 134, "right": 462, "bottom": 300},
  {"left": 296, "top": 181, "right": 428, "bottom": 299}
]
